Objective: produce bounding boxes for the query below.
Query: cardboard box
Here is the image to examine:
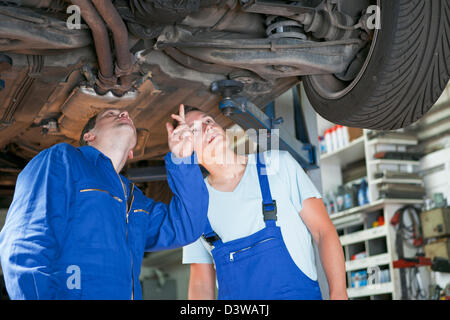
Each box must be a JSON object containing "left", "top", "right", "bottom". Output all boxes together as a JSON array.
[
  {"left": 420, "top": 207, "right": 450, "bottom": 239},
  {"left": 347, "top": 127, "right": 363, "bottom": 142},
  {"left": 424, "top": 238, "right": 450, "bottom": 260}
]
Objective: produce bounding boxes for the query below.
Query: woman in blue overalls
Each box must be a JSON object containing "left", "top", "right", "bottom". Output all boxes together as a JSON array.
[{"left": 176, "top": 105, "right": 347, "bottom": 300}]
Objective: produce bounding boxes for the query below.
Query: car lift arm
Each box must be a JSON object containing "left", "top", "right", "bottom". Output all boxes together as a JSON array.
[{"left": 211, "top": 79, "right": 317, "bottom": 170}]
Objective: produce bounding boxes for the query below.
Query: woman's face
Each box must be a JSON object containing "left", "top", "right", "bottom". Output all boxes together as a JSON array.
[{"left": 184, "top": 111, "right": 228, "bottom": 164}]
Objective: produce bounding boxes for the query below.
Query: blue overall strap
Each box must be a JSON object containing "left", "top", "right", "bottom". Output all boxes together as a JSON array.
[
  {"left": 202, "top": 218, "right": 222, "bottom": 246},
  {"left": 256, "top": 153, "right": 277, "bottom": 223}
]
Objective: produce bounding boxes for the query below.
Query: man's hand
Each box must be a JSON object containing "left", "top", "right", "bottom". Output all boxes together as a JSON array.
[{"left": 166, "top": 104, "right": 194, "bottom": 159}]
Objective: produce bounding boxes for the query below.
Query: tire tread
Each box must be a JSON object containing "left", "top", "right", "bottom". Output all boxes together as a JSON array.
[{"left": 305, "top": 0, "right": 450, "bottom": 129}]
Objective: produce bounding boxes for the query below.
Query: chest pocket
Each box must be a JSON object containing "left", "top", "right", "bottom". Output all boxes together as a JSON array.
[
  {"left": 126, "top": 184, "right": 151, "bottom": 251},
  {"left": 79, "top": 188, "right": 124, "bottom": 203},
  {"left": 72, "top": 181, "right": 125, "bottom": 248},
  {"left": 127, "top": 208, "right": 150, "bottom": 252}
]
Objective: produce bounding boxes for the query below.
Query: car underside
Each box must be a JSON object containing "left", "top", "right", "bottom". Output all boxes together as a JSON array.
[{"left": 0, "top": 0, "right": 449, "bottom": 201}]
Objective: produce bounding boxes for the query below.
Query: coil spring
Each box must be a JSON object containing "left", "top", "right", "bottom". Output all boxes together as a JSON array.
[{"left": 265, "top": 15, "right": 307, "bottom": 40}]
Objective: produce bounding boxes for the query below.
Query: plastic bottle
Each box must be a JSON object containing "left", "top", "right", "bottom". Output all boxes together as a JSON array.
[
  {"left": 364, "top": 179, "right": 370, "bottom": 203},
  {"left": 331, "top": 126, "right": 338, "bottom": 153},
  {"left": 344, "top": 185, "right": 354, "bottom": 209},
  {"left": 336, "top": 125, "right": 344, "bottom": 150},
  {"left": 336, "top": 186, "right": 345, "bottom": 212},
  {"left": 378, "top": 215, "right": 385, "bottom": 226},
  {"left": 319, "top": 136, "right": 326, "bottom": 154},
  {"left": 324, "top": 129, "right": 332, "bottom": 154},
  {"left": 328, "top": 192, "right": 336, "bottom": 214},
  {"left": 358, "top": 178, "right": 369, "bottom": 206}
]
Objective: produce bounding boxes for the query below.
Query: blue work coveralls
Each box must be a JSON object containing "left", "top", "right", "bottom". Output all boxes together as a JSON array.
[
  {"left": 202, "top": 153, "right": 322, "bottom": 299},
  {"left": 0, "top": 143, "right": 208, "bottom": 299}
]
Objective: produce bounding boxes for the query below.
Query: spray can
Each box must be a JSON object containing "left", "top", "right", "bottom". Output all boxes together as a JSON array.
[{"left": 331, "top": 126, "right": 338, "bottom": 153}]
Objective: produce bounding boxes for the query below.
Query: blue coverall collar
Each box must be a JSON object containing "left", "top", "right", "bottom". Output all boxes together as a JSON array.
[
  {"left": 78, "top": 145, "right": 132, "bottom": 187},
  {"left": 78, "top": 145, "right": 111, "bottom": 167}
]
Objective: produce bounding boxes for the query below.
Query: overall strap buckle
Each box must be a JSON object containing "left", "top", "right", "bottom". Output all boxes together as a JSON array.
[
  {"left": 202, "top": 216, "right": 221, "bottom": 247},
  {"left": 202, "top": 233, "right": 221, "bottom": 246},
  {"left": 262, "top": 200, "right": 277, "bottom": 221}
]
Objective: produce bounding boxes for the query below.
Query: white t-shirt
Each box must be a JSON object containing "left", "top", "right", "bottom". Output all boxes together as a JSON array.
[{"left": 182, "top": 150, "right": 322, "bottom": 281}]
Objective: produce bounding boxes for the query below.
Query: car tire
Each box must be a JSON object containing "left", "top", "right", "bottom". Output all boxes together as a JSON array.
[{"left": 302, "top": 0, "right": 450, "bottom": 130}]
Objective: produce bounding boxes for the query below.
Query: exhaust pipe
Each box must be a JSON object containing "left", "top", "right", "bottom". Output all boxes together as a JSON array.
[
  {"left": 70, "top": 0, "right": 135, "bottom": 96},
  {"left": 91, "top": 0, "right": 135, "bottom": 97},
  {"left": 70, "top": 0, "right": 116, "bottom": 95}
]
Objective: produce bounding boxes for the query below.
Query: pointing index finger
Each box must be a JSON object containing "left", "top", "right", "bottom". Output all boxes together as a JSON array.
[{"left": 179, "top": 104, "right": 185, "bottom": 121}]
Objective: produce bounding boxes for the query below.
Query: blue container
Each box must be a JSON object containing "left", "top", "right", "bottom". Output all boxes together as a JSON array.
[
  {"left": 351, "top": 270, "right": 368, "bottom": 288},
  {"left": 358, "top": 178, "right": 369, "bottom": 206}
]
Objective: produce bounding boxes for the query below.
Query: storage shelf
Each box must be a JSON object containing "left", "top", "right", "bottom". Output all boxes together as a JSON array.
[
  {"left": 329, "top": 198, "right": 424, "bottom": 221},
  {"left": 368, "top": 159, "right": 420, "bottom": 166},
  {"left": 370, "top": 178, "right": 423, "bottom": 185},
  {"left": 329, "top": 200, "right": 383, "bottom": 221},
  {"left": 347, "top": 282, "right": 394, "bottom": 299},
  {"left": 332, "top": 213, "right": 365, "bottom": 229},
  {"left": 345, "top": 253, "right": 391, "bottom": 272},
  {"left": 367, "top": 137, "right": 418, "bottom": 146},
  {"left": 321, "top": 129, "right": 428, "bottom": 300},
  {"left": 340, "top": 225, "right": 387, "bottom": 246},
  {"left": 320, "top": 136, "right": 365, "bottom": 167}
]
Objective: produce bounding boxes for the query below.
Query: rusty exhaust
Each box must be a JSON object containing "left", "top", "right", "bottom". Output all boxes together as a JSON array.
[
  {"left": 70, "top": 0, "right": 135, "bottom": 96},
  {"left": 91, "top": 0, "right": 135, "bottom": 97},
  {"left": 70, "top": 0, "right": 116, "bottom": 95}
]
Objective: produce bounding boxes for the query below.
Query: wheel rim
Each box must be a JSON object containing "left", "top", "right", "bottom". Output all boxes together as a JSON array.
[{"left": 307, "top": 0, "right": 381, "bottom": 100}]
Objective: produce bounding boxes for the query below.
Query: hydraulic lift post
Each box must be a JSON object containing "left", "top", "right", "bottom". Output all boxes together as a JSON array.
[{"left": 210, "top": 79, "right": 318, "bottom": 170}]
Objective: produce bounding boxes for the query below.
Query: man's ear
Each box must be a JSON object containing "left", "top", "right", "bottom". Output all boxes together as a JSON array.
[
  {"left": 128, "top": 150, "right": 134, "bottom": 160},
  {"left": 83, "top": 131, "right": 96, "bottom": 144}
]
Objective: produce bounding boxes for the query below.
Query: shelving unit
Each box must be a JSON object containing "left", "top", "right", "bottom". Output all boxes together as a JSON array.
[
  {"left": 320, "top": 136, "right": 365, "bottom": 166},
  {"left": 347, "top": 282, "right": 394, "bottom": 299},
  {"left": 319, "top": 129, "right": 425, "bottom": 300},
  {"left": 368, "top": 159, "right": 420, "bottom": 166},
  {"left": 366, "top": 137, "right": 418, "bottom": 146},
  {"left": 370, "top": 178, "right": 423, "bottom": 185}
]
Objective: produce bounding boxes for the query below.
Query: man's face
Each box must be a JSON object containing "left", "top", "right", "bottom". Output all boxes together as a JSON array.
[
  {"left": 87, "top": 109, "right": 137, "bottom": 149},
  {"left": 185, "top": 111, "right": 227, "bottom": 162}
]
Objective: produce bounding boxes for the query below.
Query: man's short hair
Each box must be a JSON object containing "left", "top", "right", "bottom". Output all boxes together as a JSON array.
[{"left": 79, "top": 113, "right": 99, "bottom": 146}]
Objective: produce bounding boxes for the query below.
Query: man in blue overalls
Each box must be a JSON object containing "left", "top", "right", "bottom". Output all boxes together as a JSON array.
[
  {"left": 182, "top": 106, "right": 348, "bottom": 300},
  {"left": 0, "top": 105, "right": 208, "bottom": 299}
]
